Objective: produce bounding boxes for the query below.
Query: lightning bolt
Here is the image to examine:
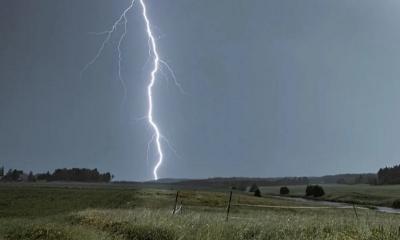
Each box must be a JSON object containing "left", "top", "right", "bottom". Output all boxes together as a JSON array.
[
  {"left": 82, "top": 0, "right": 179, "bottom": 181},
  {"left": 139, "top": 0, "right": 163, "bottom": 180},
  {"left": 81, "top": 0, "right": 135, "bottom": 103}
]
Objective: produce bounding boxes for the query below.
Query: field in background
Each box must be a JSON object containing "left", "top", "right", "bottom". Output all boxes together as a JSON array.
[
  {"left": 1, "top": 183, "right": 400, "bottom": 239},
  {"left": 261, "top": 184, "right": 400, "bottom": 207}
]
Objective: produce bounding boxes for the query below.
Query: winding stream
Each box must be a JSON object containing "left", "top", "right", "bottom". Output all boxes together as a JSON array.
[{"left": 273, "top": 196, "right": 400, "bottom": 214}]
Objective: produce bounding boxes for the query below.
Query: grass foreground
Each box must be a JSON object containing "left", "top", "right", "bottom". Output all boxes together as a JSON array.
[{"left": 1, "top": 183, "right": 400, "bottom": 240}]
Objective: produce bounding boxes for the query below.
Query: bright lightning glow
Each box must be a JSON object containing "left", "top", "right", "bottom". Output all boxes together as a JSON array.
[
  {"left": 83, "top": 0, "right": 181, "bottom": 181},
  {"left": 139, "top": 0, "right": 163, "bottom": 181}
]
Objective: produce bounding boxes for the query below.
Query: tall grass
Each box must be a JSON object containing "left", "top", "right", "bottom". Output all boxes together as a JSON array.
[
  {"left": 67, "top": 207, "right": 400, "bottom": 240},
  {"left": 2, "top": 184, "right": 400, "bottom": 239}
]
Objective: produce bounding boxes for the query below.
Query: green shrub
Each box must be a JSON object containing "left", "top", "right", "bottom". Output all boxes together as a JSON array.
[
  {"left": 249, "top": 183, "right": 259, "bottom": 192},
  {"left": 279, "top": 186, "right": 290, "bottom": 195},
  {"left": 305, "top": 185, "right": 325, "bottom": 197},
  {"left": 392, "top": 199, "right": 400, "bottom": 209},
  {"left": 254, "top": 189, "right": 261, "bottom": 197}
]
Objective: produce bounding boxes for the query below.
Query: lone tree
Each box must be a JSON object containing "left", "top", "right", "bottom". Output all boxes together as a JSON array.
[
  {"left": 27, "top": 171, "right": 35, "bottom": 182},
  {"left": 249, "top": 183, "right": 259, "bottom": 192},
  {"left": 280, "top": 186, "right": 290, "bottom": 195},
  {"left": 305, "top": 185, "right": 325, "bottom": 197},
  {"left": 248, "top": 183, "right": 262, "bottom": 197}
]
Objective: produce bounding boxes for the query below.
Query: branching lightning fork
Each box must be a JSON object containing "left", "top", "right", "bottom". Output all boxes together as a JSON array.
[{"left": 82, "top": 0, "right": 180, "bottom": 180}]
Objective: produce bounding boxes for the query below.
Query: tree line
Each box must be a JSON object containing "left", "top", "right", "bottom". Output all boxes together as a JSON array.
[
  {"left": 1, "top": 168, "right": 113, "bottom": 183},
  {"left": 377, "top": 165, "right": 400, "bottom": 185}
]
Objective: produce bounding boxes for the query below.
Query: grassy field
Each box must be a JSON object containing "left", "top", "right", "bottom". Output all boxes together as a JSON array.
[
  {"left": 1, "top": 183, "right": 400, "bottom": 239},
  {"left": 260, "top": 184, "right": 400, "bottom": 207}
]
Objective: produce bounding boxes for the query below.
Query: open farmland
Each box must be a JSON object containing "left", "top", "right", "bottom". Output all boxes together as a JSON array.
[
  {"left": 1, "top": 183, "right": 400, "bottom": 240},
  {"left": 260, "top": 184, "right": 400, "bottom": 207}
]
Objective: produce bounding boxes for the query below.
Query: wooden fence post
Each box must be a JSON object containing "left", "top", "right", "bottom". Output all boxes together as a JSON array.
[
  {"left": 173, "top": 191, "right": 179, "bottom": 215},
  {"left": 352, "top": 204, "right": 359, "bottom": 220},
  {"left": 226, "top": 191, "right": 233, "bottom": 221}
]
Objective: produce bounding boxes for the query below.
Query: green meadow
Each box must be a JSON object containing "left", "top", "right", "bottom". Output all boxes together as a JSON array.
[
  {"left": 261, "top": 184, "right": 400, "bottom": 207},
  {"left": 1, "top": 183, "right": 400, "bottom": 240}
]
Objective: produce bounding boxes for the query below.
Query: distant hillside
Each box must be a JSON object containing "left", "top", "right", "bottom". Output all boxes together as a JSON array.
[
  {"left": 148, "top": 178, "right": 191, "bottom": 184},
  {"left": 150, "top": 173, "right": 377, "bottom": 190},
  {"left": 309, "top": 173, "right": 377, "bottom": 185},
  {"left": 157, "top": 177, "right": 309, "bottom": 190}
]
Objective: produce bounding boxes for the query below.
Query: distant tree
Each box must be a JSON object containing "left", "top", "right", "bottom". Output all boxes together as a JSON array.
[
  {"left": 36, "top": 171, "right": 51, "bottom": 181},
  {"left": 27, "top": 171, "right": 35, "bottom": 182},
  {"left": 305, "top": 185, "right": 325, "bottom": 197},
  {"left": 26, "top": 168, "right": 112, "bottom": 183},
  {"left": 101, "top": 172, "right": 112, "bottom": 182},
  {"left": 393, "top": 199, "right": 400, "bottom": 209},
  {"left": 249, "top": 183, "right": 259, "bottom": 192},
  {"left": 280, "top": 186, "right": 290, "bottom": 195},
  {"left": 49, "top": 168, "right": 112, "bottom": 182},
  {"left": 2, "top": 169, "right": 23, "bottom": 182},
  {"left": 336, "top": 178, "right": 346, "bottom": 184},
  {"left": 305, "top": 185, "right": 313, "bottom": 196},
  {"left": 354, "top": 175, "right": 364, "bottom": 184},
  {"left": 4, "top": 169, "right": 12, "bottom": 181},
  {"left": 378, "top": 165, "right": 400, "bottom": 184},
  {"left": 313, "top": 185, "right": 325, "bottom": 197},
  {"left": 254, "top": 188, "right": 261, "bottom": 197},
  {"left": 11, "top": 169, "right": 21, "bottom": 181},
  {"left": 367, "top": 176, "right": 378, "bottom": 185}
]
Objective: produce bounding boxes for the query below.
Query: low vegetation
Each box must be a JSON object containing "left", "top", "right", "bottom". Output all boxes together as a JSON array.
[
  {"left": 392, "top": 199, "right": 400, "bottom": 209},
  {"left": 254, "top": 188, "right": 261, "bottom": 197},
  {"left": 2, "top": 183, "right": 400, "bottom": 239},
  {"left": 279, "top": 186, "right": 289, "bottom": 195},
  {"left": 305, "top": 185, "right": 325, "bottom": 197},
  {"left": 3, "top": 206, "right": 400, "bottom": 240},
  {"left": 261, "top": 184, "right": 400, "bottom": 207}
]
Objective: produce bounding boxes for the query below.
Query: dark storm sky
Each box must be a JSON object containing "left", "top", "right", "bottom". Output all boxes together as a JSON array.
[{"left": 1, "top": 0, "right": 400, "bottom": 180}]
